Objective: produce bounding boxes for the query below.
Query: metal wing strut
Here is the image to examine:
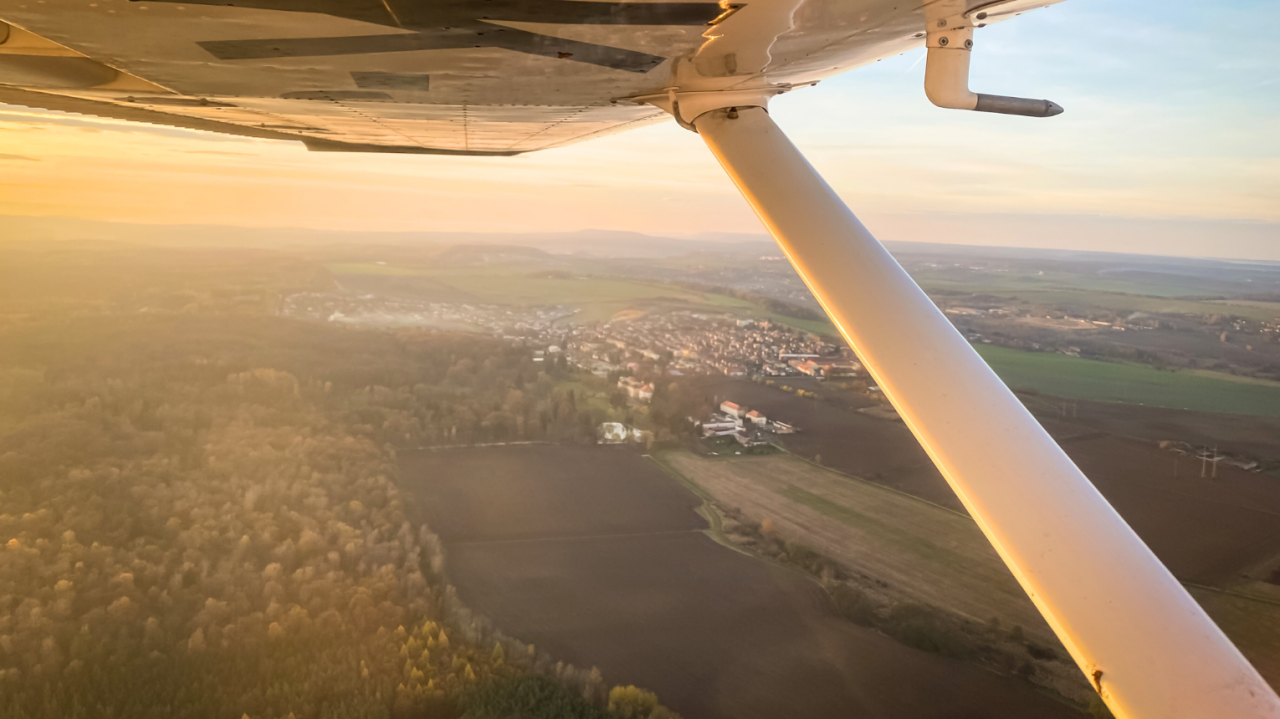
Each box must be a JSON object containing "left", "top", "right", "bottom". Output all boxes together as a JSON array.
[{"left": 689, "top": 103, "right": 1280, "bottom": 719}]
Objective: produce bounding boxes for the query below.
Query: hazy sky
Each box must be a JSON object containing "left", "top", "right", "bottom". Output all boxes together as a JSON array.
[{"left": 2, "top": 0, "right": 1277, "bottom": 258}]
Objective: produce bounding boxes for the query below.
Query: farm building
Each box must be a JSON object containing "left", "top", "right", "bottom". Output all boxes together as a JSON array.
[
  {"left": 720, "top": 401, "right": 745, "bottom": 418},
  {"left": 700, "top": 414, "right": 739, "bottom": 438},
  {"left": 790, "top": 359, "right": 824, "bottom": 377},
  {"left": 746, "top": 410, "right": 767, "bottom": 426},
  {"left": 735, "top": 429, "right": 772, "bottom": 447}
]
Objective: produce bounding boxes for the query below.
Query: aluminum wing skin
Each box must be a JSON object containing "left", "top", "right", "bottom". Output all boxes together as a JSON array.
[{"left": 0, "top": 0, "right": 1037, "bottom": 154}]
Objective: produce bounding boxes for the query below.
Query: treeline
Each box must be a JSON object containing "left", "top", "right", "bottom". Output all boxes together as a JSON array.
[
  {"left": 0, "top": 311, "right": 679, "bottom": 719},
  {"left": 0, "top": 313, "right": 613, "bottom": 452}
]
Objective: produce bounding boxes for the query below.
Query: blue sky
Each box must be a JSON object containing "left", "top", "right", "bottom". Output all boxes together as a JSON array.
[{"left": 1, "top": 0, "right": 1276, "bottom": 258}]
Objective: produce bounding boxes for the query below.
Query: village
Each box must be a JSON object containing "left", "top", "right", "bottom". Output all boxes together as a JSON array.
[
  {"left": 559, "top": 310, "right": 862, "bottom": 381},
  {"left": 282, "top": 292, "right": 862, "bottom": 383}
]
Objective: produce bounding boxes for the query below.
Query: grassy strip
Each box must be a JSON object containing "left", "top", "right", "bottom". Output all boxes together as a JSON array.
[
  {"left": 773, "top": 444, "right": 972, "bottom": 520},
  {"left": 779, "top": 484, "right": 971, "bottom": 569}
]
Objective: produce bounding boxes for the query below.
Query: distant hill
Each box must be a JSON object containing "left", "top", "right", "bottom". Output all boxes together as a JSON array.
[
  {"left": 0, "top": 216, "right": 776, "bottom": 258},
  {"left": 4, "top": 214, "right": 1276, "bottom": 264},
  {"left": 432, "top": 244, "right": 554, "bottom": 266}
]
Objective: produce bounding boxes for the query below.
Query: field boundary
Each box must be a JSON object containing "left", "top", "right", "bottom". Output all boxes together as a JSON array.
[
  {"left": 644, "top": 453, "right": 730, "bottom": 545},
  {"left": 773, "top": 443, "right": 1280, "bottom": 609},
  {"left": 447, "top": 528, "right": 702, "bottom": 547},
  {"left": 403, "top": 440, "right": 555, "bottom": 451},
  {"left": 648, "top": 449, "right": 1096, "bottom": 710},
  {"left": 646, "top": 451, "right": 827, "bottom": 575},
  {"left": 1186, "top": 582, "right": 1280, "bottom": 608}
]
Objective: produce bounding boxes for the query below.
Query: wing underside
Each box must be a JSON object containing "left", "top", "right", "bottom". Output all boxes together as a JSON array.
[{"left": 0, "top": 0, "right": 964, "bottom": 153}]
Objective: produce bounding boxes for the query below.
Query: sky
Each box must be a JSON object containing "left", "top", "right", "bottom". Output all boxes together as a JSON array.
[{"left": 1, "top": 0, "right": 1278, "bottom": 259}]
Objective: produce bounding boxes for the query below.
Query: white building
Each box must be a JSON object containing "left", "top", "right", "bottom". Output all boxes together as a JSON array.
[{"left": 598, "top": 423, "right": 643, "bottom": 444}]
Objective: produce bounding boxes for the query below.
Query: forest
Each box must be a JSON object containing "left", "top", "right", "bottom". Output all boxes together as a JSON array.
[{"left": 0, "top": 243, "right": 682, "bottom": 719}]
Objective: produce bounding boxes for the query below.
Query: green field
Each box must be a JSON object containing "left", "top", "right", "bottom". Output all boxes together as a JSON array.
[
  {"left": 912, "top": 269, "right": 1200, "bottom": 298},
  {"left": 975, "top": 344, "right": 1280, "bottom": 417},
  {"left": 915, "top": 278, "right": 1280, "bottom": 322}
]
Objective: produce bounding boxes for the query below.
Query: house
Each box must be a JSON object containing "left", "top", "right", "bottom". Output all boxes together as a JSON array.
[
  {"left": 745, "top": 410, "right": 767, "bottom": 426},
  {"left": 617, "top": 376, "right": 655, "bottom": 404}
]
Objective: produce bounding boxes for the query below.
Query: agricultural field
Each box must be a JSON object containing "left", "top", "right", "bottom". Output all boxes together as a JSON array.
[
  {"left": 398, "top": 444, "right": 704, "bottom": 542},
  {"left": 658, "top": 450, "right": 1280, "bottom": 695},
  {"left": 696, "top": 378, "right": 1280, "bottom": 586},
  {"left": 1054, "top": 433, "right": 1280, "bottom": 584},
  {"left": 1046, "top": 400, "right": 1280, "bottom": 466},
  {"left": 655, "top": 452, "right": 1055, "bottom": 644},
  {"left": 907, "top": 259, "right": 1280, "bottom": 322},
  {"left": 1188, "top": 584, "right": 1280, "bottom": 686},
  {"left": 973, "top": 344, "right": 1280, "bottom": 418},
  {"left": 397, "top": 445, "right": 1084, "bottom": 719}
]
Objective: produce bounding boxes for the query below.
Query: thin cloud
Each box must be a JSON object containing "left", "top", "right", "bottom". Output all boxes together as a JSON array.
[{"left": 0, "top": 153, "right": 37, "bottom": 161}]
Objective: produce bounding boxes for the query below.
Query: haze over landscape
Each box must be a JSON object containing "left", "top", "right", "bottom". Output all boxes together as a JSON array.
[
  {"left": 2, "top": 0, "right": 1279, "bottom": 718},
  {"left": 6, "top": 230, "right": 1280, "bottom": 718}
]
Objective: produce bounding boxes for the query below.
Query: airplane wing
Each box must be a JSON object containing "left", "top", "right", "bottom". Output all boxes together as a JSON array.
[
  {"left": 0, "top": 0, "right": 1032, "bottom": 154},
  {"left": 5, "top": 2, "right": 1280, "bottom": 718}
]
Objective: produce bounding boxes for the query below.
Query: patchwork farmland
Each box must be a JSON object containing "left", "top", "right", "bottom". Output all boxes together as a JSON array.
[
  {"left": 654, "top": 452, "right": 1056, "bottom": 645},
  {"left": 398, "top": 445, "right": 1084, "bottom": 719},
  {"left": 695, "top": 377, "right": 1280, "bottom": 586}
]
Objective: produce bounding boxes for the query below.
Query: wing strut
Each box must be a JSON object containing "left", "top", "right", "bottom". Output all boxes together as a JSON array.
[{"left": 690, "top": 103, "right": 1280, "bottom": 719}]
